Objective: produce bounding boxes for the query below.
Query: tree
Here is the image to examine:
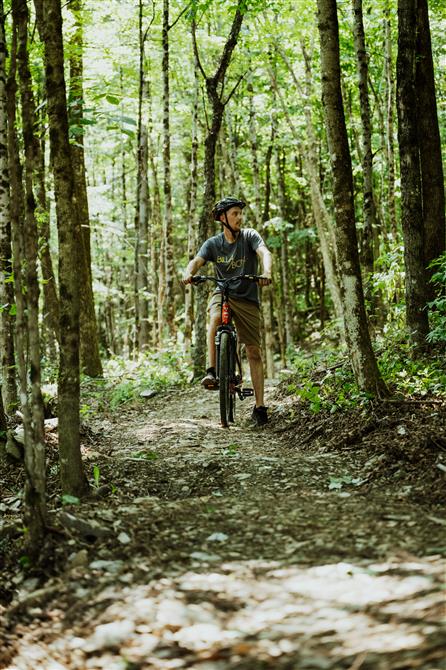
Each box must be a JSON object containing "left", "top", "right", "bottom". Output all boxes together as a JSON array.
[
  {"left": 396, "top": 0, "right": 430, "bottom": 348},
  {"left": 191, "top": 2, "right": 245, "bottom": 376},
  {"left": 0, "top": 0, "right": 17, "bottom": 414},
  {"left": 34, "top": 0, "right": 89, "bottom": 496},
  {"left": 69, "top": 0, "right": 103, "bottom": 376},
  {"left": 351, "top": 0, "right": 377, "bottom": 275},
  {"left": 415, "top": 0, "right": 445, "bottom": 299},
  {"left": 316, "top": 0, "right": 387, "bottom": 395}
]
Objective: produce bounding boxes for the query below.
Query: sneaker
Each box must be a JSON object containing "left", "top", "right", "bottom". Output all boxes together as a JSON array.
[
  {"left": 201, "top": 367, "right": 218, "bottom": 390},
  {"left": 252, "top": 405, "right": 268, "bottom": 426}
]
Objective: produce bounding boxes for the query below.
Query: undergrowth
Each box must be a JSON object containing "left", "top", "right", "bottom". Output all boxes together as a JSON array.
[
  {"left": 80, "top": 348, "right": 191, "bottom": 414},
  {"left": 284, "top": 337, "right": 446, "bottom": 415}
]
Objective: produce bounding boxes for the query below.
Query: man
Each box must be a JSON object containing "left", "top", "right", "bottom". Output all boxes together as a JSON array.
[{"left": 183, "top": 197, "right": 272, "bottom": 426}]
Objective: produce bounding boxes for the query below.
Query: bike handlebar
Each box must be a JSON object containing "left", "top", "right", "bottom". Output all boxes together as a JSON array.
[{"left": 191, "top": 274, "right": 264, "bottom": 285}]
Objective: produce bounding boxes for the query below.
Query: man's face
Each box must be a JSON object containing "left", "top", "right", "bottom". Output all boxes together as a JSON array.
[{"left": 222, "top": 206, "right": 243, "bottom": 232}]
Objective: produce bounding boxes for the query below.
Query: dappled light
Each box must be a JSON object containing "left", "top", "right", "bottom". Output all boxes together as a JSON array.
[{"left": 4, "top": 556, "right": 444, "bottom": 669}]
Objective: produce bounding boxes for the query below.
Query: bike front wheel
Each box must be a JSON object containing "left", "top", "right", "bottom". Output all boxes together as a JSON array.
[{"left": 219, "top": 332, "right": 231, "bottom": 427}]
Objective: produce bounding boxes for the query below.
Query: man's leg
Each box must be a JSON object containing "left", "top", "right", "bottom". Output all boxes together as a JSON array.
[
  {"left": 207, "top": 314, "right": 221, "bottom": 370},
  {"left": 245, "top": 344, "right": 265, "bottom": 407}
]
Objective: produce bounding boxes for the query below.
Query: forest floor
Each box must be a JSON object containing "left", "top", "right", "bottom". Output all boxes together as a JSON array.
[{"left": 0, "top": 379, "right": 445, "bottom": 670}]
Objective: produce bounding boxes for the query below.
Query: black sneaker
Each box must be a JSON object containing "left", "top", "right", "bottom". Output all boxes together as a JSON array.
[
  {"left": 252, "top": 405, "right": 268, "bottom": 426},
  {"left": 201, "top": 367, "right": 218, "bottom": 390}
]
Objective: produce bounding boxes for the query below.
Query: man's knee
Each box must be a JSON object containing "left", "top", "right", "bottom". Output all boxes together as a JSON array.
[{"left": 246, "top": 344, "right": 262, "bottom": 361}]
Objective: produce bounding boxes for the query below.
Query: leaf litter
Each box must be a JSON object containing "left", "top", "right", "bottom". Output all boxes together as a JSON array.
[{"left": 0, "top": 384, "right": 445, "bottom": 669}]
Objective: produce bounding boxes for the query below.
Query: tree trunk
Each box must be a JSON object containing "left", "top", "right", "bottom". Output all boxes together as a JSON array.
[
  {"left": 160, "top": 0, "right": 175, "bottom": 336},
  {"left": 2, "top": 0, "right": 47, "bottom": 544},
  {"left": 184, "top": 46, "right": 200, "bottom": 352},
  {"left": 276, "top": 148, "right": 293, "bottom": 353},
  {"left": 384, "top": 4, "right": 397, "bottom": 238},
  {"left": 34, "top": 0, "right": 89, "bottom": 496},
  {"left": 416, "top": 0, "right": 445, "bottom": 298},
  {"left": 247, "top": 76, "right": 262, "bottom": 228},
  {"left": 352, "top": 0, "right": 377, "bottom": 275},
  {"left": 191, "top": 4, "right": 245, "bottom": 377},
  {"left": 135, "top": 124, "right": 150, "bottom": 349},
  {"left": 317, "top": 0, "right": 387, "bottom": 395},
  {"left": 396, "top": 0, "right": 430, "bottom": 348},
  {"left": 135, "top": 1, "right": 150, "bottom": 351},
  {"left": 69, "top": 0, "right": 103, "bottom": 376},
  {"left": 0, "top": 7, "right": 17, "bottom": 415},
  {"left": 277, "top": 45, "right": 344, "bottom": 329}
]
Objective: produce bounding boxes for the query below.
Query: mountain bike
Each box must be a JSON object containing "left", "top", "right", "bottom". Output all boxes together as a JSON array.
[{"left": 192, "top": 274, "right": 261, "bottom": 427}]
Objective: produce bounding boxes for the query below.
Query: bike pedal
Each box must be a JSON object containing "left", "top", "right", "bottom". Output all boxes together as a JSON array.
[{"left": 241, "top": 388, "right": 254, "bottom": 397}]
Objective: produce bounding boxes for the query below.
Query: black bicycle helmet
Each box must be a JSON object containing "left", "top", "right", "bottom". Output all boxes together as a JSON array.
[{"left": 212, "top": 197, "right": 246, "bottom": 221}]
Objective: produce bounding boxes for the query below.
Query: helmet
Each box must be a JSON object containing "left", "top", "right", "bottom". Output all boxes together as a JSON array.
[{"left": 212, "top": 197, "right": 246, "bottom": 221}]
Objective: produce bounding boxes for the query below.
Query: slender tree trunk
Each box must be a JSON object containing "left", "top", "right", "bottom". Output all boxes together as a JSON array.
[
  {"left": 416, "top": 0, "right": 445, "bottom": 298},
  {"left": 247, "top": 76, "right": 262, "bottom": 228},
  {"left": 135, "top": 124, "right": 150, "bottom": 349},
  {"left": 384, "top": 4, "right": 397, "bottom": 238},
  {"left": 262, "top": 117, "right": 275, "bottom": 379},
  {"left": 0, "top": 8, "right": 17, "bottom": 414},
  {"left": 276, "top": 148, "right": 293, "bottom": 353},
  {"left": 34, "top": 0, "right": 88, "bottom": 496},
  {"left": 277, "top": 45, "right": 344, "bottom": 328},
  {"left": 0, "top": 0, "right": 46, "bottom": 554},
  {"left": 317, "top": 0, "right": 387, "bottom": 395},
  {"left": 184, "top": 47, "right": 200, "bottom": 352},
  {"left": 396, "top": 0, "right": 430, "bottom": 348},
  {"left": 160, "top": 0, "right": 175, "bottom": 336},
  {"left": 69, "top": 0, "right": 102, "bottom": 376},
  {"left": 191, "top": 4, "right": 245, "bottom": 377},
  {"left": 135, "top": 1, "right": 150, "bottom": 351},
  {"left": 352, "top": 0, "right": 376, "bottom": 275}
]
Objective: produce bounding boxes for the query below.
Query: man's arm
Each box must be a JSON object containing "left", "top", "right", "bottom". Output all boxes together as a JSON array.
[
  {"left": 256, "top": 244, "right": 272, "bottom": 286},
  {"left": 182, "top": 256, "right": 206, "bottom": 284}
]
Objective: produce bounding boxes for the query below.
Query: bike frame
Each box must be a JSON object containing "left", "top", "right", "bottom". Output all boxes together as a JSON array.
[{"left": 192, "top": 274, "right": 260, "bottom": 410}]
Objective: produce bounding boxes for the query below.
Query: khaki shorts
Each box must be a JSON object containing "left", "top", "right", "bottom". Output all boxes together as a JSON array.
[{"left": 208, "top": 293, "right": 261, "bottom": 348}]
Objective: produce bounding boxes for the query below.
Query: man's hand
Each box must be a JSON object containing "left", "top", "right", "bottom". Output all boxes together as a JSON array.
[
  {"left": 182, "top": 272, "right": 194, "bottom": 286},
  {"left": 258, "top": 275, "right": 272, "bottom": 287}
]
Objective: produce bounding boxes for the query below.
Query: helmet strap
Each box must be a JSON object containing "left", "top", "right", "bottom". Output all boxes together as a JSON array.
[{"left": 222, "top": 211, "right": 239, "bottom": 241}]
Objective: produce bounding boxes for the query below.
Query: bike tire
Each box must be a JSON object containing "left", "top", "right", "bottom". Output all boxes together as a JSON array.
[{"left": 219, "top": 332, "right": 231, "bottom": 427}]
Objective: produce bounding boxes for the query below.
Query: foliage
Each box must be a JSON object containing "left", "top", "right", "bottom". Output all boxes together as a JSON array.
[
  {"left": 427, "top": 253, "right": 446, "bottom": 344},
  {"left": 285, "top": 335, "right": 446, "bottom": 414},
  {"left": 81, "top": 348, "right": 192, "bottom": 411}
]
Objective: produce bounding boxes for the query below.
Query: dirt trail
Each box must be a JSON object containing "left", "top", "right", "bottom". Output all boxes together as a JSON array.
[{"left": 1, "top": 386, "right": 445, "bottom": 669}]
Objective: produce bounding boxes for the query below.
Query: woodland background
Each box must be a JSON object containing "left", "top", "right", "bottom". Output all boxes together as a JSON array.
[{"left": 0, "top": 0, "right": 445, "bottom": 547}]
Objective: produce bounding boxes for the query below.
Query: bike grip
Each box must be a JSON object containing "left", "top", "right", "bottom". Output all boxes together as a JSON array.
[{"left": 191, "top": 275, "right": 206, "bottom": 284}]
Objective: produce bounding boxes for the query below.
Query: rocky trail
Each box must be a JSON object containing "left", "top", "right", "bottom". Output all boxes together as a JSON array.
[{"left": 1, "top": 383, "right": 445, "bottom": 669}]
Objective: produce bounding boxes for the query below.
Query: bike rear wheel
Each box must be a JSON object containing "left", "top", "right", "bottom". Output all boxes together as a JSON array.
[{"left": 219, "top": 332, "right": 231, "bottom": 427}]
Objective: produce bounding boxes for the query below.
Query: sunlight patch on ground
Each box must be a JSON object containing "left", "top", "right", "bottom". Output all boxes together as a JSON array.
[{"left": 5, "top": 556, "right": 444, "bottom": 670}]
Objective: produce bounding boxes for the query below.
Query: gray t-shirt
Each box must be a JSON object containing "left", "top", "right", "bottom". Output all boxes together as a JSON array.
[{"left": 197, "top": 228, "right": 265, "bottom": 304}]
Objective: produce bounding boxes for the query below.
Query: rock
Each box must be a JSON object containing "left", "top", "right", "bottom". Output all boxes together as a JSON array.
[{"left": 69, "top": 550, "right": 89, "bottom": 568}]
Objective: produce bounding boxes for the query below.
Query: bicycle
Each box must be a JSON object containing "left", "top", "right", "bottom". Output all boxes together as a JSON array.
[{"left": 192, "top": 274, "right": 262, "bottom": 427}]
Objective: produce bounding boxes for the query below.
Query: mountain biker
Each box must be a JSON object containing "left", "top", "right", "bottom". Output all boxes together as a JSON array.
[{"left": 182, "top": 197, "right": 272, "bottom": 426}]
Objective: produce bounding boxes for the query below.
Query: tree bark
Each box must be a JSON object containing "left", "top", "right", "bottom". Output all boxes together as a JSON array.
[
  {"left": 0, "top": 5, "right": 17, "bottom": 414},
  {"left": 34, "top": 0, "right": 88, "bottom": 496},
  {"left": 69, "top": 0, "right": 103, "bottom": 376},
  {"left": 135, "top": 0, "right": 150, "bottom": 351},
  {"left": 352, "top": 0, "right": 377, "bottom": 275},
  {"left": 396, "top": 0, "right": 430, "bottom": 348},
  {"left": 184, "top": 46, "right": 200, "bottom": 352},
  {"left": 159, "top": 0, "right": 175, "bottom": 336},
  {"left": 416, "top": 0, "right": 445, "bottom": 298},
  {"left": 317, "top": 0, "right": 387, "bottom": 395},
  {"left": 384, "top": 3, "right": 397, "bottom": 238}
]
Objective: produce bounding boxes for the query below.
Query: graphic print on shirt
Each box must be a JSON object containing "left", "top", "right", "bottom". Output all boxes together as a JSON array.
[{"left": 216, "top": 254, "right": 246, "bottom": 271}]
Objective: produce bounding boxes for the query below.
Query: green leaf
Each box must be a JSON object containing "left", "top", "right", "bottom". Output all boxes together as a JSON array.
[
  {"left": 61, "top": 494, "right": 80, "bottom": 505},
  {"left": 9, "top": 304, "right": 17, "bottom": 316},
  {"left": 106, "top": 94, "right": 120, "bottom": 105},
  {"left": 93, "top": 464, "right": 100, "bottom": 487}
]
